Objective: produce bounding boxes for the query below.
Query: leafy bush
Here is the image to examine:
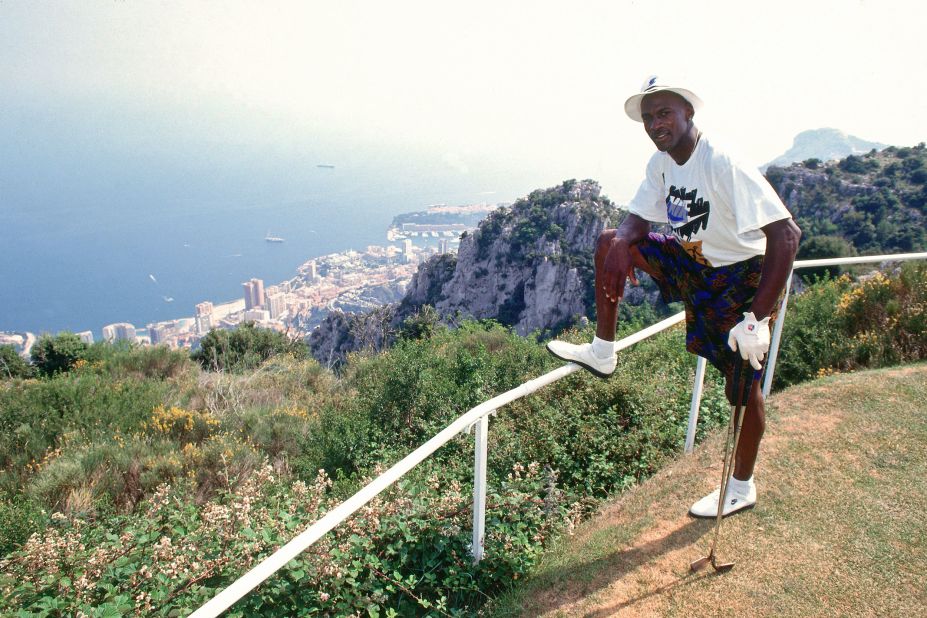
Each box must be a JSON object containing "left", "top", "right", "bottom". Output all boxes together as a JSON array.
[
  {"left": 98, "top": 344, "right": 194, "bottom": 381},
  {"left": 192, "top": 323, "right": 309, "bottom": 372},
  {"left": 0, "top": 345, "right": 34, "bottom": 379},
  {"left": 795, "top": 234, "right": 857, "bottom": 281},
  {"left": 776, "top": 262, "right": 927, "bottom": 387},
  {"left": 30, "top": 332, "right": 92, "bottom": 376},
  {"left": 0, "top": 498, "right": 45, "bottom": 555},
  {"left": 0, "top": 371, "right": 176, "bottom": 494},
  {"left": 398, "top": 305, "right": 445, "bottom": 341},
  {"left": 775, "top": 275, "right": 857, "bottom": 387},
  {"left": 837, "top": 263, "right": 927, "bottom": 366}
]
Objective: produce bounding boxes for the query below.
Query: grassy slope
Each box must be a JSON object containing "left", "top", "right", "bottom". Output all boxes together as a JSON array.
[{"left": 489, "top": 364, "right": 927, "bottom": 617}]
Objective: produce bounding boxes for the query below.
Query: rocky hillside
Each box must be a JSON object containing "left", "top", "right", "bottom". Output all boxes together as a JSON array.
[
  {"left": 765, "top": 143, "right": 927, "bottom": 256},
  {"left": 408, "top": 179, "right": 620, "bottom": 335}
]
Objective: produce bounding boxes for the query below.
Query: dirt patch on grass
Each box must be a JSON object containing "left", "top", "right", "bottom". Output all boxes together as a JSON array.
[{"left": 492, "top": 365, "right": 927, "bottom": 617}]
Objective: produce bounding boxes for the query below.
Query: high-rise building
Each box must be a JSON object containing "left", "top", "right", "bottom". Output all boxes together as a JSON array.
[
  {"left": 242, "top": 278, "right": 266, "bottom": 310},
  {"left": 195, "top": 301, "right": 215, "bottom": 335},
  {"left": 195, "top": 301, "right": 214, "bottom": 317},
  {"left": 402, "top": 239, "right": 416, "bottom": 264},
  {"left": 243, "top": 281, "right": 255, "bottom": 310},
  {"left": 306, "top": 260, "right": 319, "bottom": 282},
  {"left": 115, "top": 323, "right": 136, "bottom": 342},
  {"left": 265, "top": 285, "right": 280, "bottom": 298},
  {"left": 148, "top": 323, "right": 172, "bottom": 345},
  {"left": 103, "top": 323, "right": 137, "bottom": 343},
  {"left": 252, "top": 278, "right": 265, "bottom": 307},
  {"left": 195, "top": 314, "right": 213, "bottom": 336},
  {"left": 267, "top": 293, "right": 287, "bottom": 320}
]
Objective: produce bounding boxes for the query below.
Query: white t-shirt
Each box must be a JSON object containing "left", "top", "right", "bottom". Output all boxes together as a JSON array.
[{"left": 627, "top": 134, "right": 791, "bottom": 267}]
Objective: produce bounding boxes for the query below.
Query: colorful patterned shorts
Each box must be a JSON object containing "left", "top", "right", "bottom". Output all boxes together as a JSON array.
[{"left": 635, "top": 233, "right": 775, "bottom": 381}]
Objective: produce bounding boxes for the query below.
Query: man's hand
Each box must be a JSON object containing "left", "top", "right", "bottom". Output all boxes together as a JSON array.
[
  {"left": 601, "top": 238, "right": 637, "bottom": 303},
  {"left": 727, "top": 312, "right": 771, "bottom": 370}
]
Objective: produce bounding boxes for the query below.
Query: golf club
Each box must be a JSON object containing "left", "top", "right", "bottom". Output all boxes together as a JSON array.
[{"left": 691, "top": 360, "right": 755, "bottom": 573}]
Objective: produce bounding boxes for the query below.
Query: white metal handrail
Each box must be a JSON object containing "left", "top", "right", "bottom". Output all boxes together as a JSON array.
[{"left": 190, "top": 312, "right": 685, "bottom": 617}]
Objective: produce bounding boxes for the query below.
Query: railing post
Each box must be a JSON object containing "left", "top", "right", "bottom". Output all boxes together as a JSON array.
[
  {"left": 471, "top": 414, "right": 489, "bottom": 563},
  {"left": 685, "top": 356, "right": 707, "bottom": 454},
  {"left": 763, "top": 271, "right": 793, "bottom": 399}
]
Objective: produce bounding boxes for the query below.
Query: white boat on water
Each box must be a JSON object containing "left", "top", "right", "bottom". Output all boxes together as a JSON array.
[{"left": 265, "top": 232, "right": 285, "bottom": 243}]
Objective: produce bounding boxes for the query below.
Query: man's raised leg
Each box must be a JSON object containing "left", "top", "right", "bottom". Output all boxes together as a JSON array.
[{"left": 547, "top": 229, "right": 653, "bottom": 377}]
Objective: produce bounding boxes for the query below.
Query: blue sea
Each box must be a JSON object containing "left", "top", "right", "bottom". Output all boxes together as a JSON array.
[{"left": 1, "top": 117, "right": 545, "bottom": 339}]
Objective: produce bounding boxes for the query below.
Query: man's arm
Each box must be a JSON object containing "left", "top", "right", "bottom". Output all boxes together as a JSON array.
[
  {"left": 750, "top": 218, "right": 802, "bottom": 318},
  {"left": 602, "top": 213, "right": 651, "bottom": 303}
]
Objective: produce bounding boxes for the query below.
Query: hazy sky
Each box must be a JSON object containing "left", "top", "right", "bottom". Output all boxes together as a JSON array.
[{"left": 3, "top": 0, "right": 926, "bottom": 202}]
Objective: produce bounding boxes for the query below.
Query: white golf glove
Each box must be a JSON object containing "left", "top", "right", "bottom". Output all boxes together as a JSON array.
[{"left": 727, "top": 312, "right": 771, "bottom": 370}]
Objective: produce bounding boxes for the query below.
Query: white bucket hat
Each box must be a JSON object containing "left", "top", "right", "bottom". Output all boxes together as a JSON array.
[{"left": 624, "top": 75, "right": 703, "bottom": 123}]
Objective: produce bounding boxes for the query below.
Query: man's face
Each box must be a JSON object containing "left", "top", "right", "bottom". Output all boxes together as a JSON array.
[{"left": 639, "top": 91, "right": 693, "bottom": 153}]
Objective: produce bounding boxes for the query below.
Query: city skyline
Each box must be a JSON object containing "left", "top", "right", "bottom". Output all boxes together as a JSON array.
[{"left": 2, "top": 215, "right": 474, "bottom": 357}]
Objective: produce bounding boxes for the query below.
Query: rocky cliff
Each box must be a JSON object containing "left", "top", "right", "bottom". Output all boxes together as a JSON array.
[{"left": 399, "top": 179, "right": 621, "bottom": 336}]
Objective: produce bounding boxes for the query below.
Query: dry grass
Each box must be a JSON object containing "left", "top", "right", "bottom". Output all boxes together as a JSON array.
[{"left": 490, "top": 364, "right": 927, "bottom": 617}]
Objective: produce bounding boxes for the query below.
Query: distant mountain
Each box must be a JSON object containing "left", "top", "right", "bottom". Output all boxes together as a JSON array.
[{"left": 763, "top": 128, "right": 887, "bottom": 171}]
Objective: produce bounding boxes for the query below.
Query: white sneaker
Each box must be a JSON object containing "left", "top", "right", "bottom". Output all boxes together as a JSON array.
[
  {"left": 689, "top": 478, "right": 757, "bottom": 518},
  {"left": 546, "top": 340, "right": 616, "bottom": 378}
]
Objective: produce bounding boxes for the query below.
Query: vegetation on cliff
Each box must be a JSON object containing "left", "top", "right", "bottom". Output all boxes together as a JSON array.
[{"left": 766, "top": 143, "right": 927, "bottom": 259}]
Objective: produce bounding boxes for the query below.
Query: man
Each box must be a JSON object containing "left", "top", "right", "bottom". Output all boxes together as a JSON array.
[{"left": 547, "top": 75, "right": 801, "bottom": 517}]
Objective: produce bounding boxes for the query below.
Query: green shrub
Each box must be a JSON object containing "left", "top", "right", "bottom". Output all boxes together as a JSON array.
[
  {"left": 776, "top": 275, "right": 858, "bottom": 387},
  {"left": 837, "top": 263, "right": 927, "bottom": 366},
  {"left": 26, "top": 436, "right": 190, "bottom": 515},
  {"left": 796, "top": 234, "right": 858, "bottom": 281},
  {"left": 192, "top": 323, "right": 309, "bottom": 373},
  {"left": 0, "top": 372, "right": 175, "bottom": 493},
  {"left": 776, "top": 263, "right": 927, "bottom": 387},
  {"left": 0, "top": 345, "right": 34, "bottom": 379},
  {"left": 98, "top": 343, "right": 194, "bottom": 381},
  {"left": 30, "top": 332, "right": 92, "bottom": 376},
  {"left": 0, "top": 498, "right": 45, "bottom": 555}
]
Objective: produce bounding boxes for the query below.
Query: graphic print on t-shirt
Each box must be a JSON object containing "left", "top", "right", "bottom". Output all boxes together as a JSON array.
[
  {"left": 666, "top": 185, "right": 711, "bottom": 240},
  {"left": 666, "top": 185, "right": 713, "bottom": 266}
]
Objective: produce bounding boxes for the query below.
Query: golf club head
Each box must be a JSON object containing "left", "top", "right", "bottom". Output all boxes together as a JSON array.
[{"left": 690, "top": 556, "right": 711, "bottom": 572}]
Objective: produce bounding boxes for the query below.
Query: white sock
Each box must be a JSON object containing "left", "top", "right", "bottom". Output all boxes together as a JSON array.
[
  {"left": 591, "top": 336, "right": 616, "bottom": 359},
  {"left": 729, "top": 475, "right": 753, "bottom": 495}
]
